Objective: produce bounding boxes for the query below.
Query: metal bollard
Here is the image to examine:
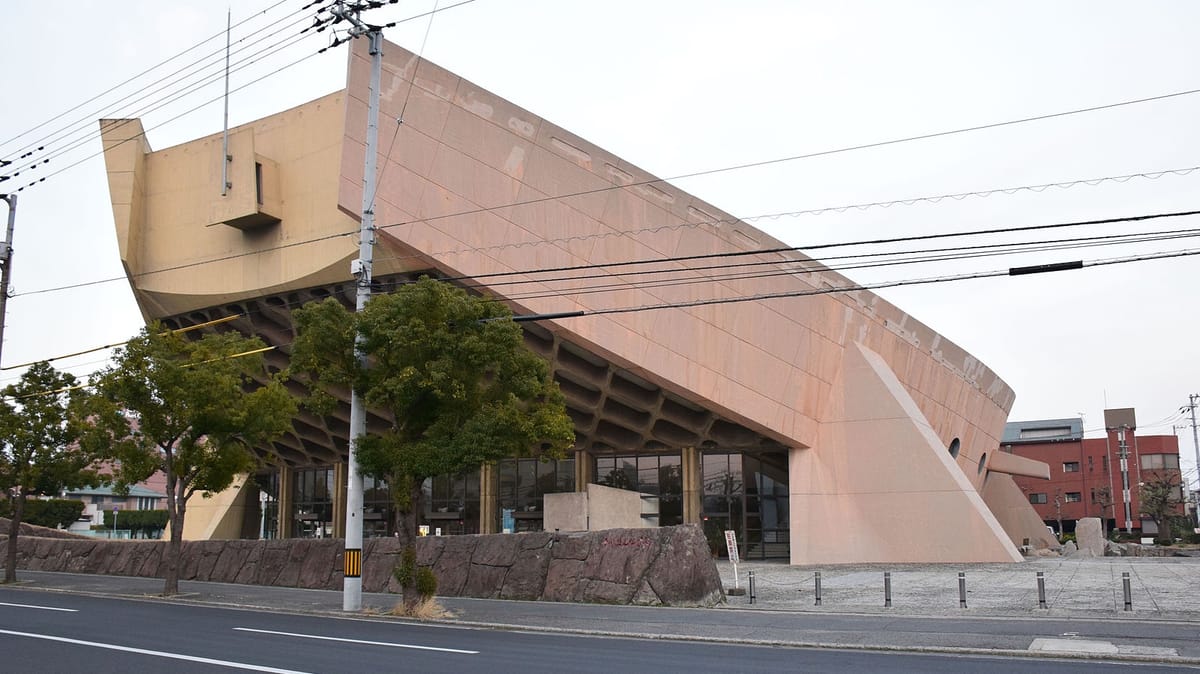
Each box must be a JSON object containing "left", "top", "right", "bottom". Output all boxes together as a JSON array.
[
  {"left": 958, "top": 572, "right": 967, "bottom": 608},
  {"left": 1122, "top": 572, "right": 1132, "bottom": 611},
  {"left": 1036, "top": 571, "right": 1047, "bottom": 609},
  {"left": 814, "top": 571, "right": 822, "bottom": 606},
  {"left": 748, "top": 570, "right": 756, "bottom": 604},
  {"left": 884, "top": 572, "right": 892, "bottom": 608}
]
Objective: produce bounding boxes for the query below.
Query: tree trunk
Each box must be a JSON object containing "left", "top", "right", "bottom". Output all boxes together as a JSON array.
[
  {"left": 5, "top": 492, "right": 25, "bottom": 583},
  {"left": 395, "top": 480, "right": 423, "bottom": 611},
  {"left": 162, "top": 473, "right": 186, "bottom": 596}
]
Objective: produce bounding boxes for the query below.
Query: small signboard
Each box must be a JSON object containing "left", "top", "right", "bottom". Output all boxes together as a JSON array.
[
  {"left": 724, "top": 530, "right": 740, "bottom": 564},
  {"left": 502, "top": 508, "right": 515, "bottom": 534}
]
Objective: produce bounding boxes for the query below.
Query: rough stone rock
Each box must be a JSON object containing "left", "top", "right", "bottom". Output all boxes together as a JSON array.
[
  {"left": 500, "top": 541, "right": 551, "bottom": 600},
  {"left": 429, "top": 536, "right": 475, "bottom": 596},
  {"left": 256, "top": 539, "right": 292, "bottom": 586},
  {"left": 361, "top": 538, "right": 401, "bottom": 593},
  {"left": 1075, "top": 518, "right": 1104, "bottom": 557},
  {"left": 644, "top": 525, "right": 723, "bottom": 606},
  {"left": 414, "top": 535, "right": 445, "bottom": 567},
  {"left": 296, "top": 539, "right": 339, "bottom": 588},
  {"left": 1062, "top": 540, "right": 1078, "bottom": 555},
  {"left": 233, "top": 544, "right": 265, "bottom": 585},
  {"left": 549, "top": 532, "right": 592, "bottom": 560},
  {"left": 463, "top": 562, "right": 507, "bottom": 598},
  {"left": 212, "top": 541, "right": 252, "bottom": 583},
  {"left": 1106, "top": 540, "right": 1127, "bottom": 557},
  {"left": 472, "top": 533, "right": 519, "bottom": 567},
  {"left": 541, "top": 558, "right": 585, "bottom": 602},
  {"left": 3, "top": 523, "right": 724, "bottom": 606}
]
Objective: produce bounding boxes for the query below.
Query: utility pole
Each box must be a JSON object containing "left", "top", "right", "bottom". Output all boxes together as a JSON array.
[
  {"left": 0, "top": 194, "right": 15, "bottom": 367},
  {"left": 1118, "top": 426, "right": 1133, "bottom": 534},
  {"left": 313, "top": 0, "right": 387, "bottom": 613},
  {"left": 1184, "top": 395, "right": 1200, "bottom": 527}
]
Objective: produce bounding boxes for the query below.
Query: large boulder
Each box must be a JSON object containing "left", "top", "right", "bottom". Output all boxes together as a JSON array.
[{"left": 1075, "top": 518, "right": 1104, "bottom": 557}]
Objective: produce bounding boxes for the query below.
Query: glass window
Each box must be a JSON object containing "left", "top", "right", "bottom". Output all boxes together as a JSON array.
[
  {"left": 1063, "top": 462, "right": 1080, "bottom": 473},
  {"left": 1065, "top": 492, "right": 1082, "bottom": 503},
  {"left": 1029, "top": 493, "right": 1047, "bottom": 504},
  {"left": 292, "top": 467, "right": 334, "bottom": 539}
]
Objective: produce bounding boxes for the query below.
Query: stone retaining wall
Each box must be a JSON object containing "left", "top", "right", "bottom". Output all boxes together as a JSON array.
[{"left": 0, "top": 523, "right": 723, "bottom": 607}]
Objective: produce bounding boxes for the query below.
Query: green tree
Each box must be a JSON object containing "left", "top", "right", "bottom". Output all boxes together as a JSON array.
[
  {"left": 290, "top": 278, "right": 574, "bottom": 608},
  {"left": 0, "top": 362, "right": 99, "bottom": 583},
  {"left": 82, "top": 325, "right": 296, "bottom": 595},
  {"left": 1140, "top": 472, "right": 1185, "bottom": 546},
  {"left": 0, "top": 498, "right": 85, "bottom": 530}
]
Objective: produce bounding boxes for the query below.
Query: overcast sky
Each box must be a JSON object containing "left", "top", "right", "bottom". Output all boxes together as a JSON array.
[{"left": 0, "top": 1, "right": 1196, "bottom": 476}]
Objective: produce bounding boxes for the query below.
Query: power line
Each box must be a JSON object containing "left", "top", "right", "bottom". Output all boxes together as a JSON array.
[
  {"left": 374, "top": 88, "right": 1200, "bottom": 236},
  {"left": 7, "top": 0, "right": 481, "bottom": 195},
  {"left": 8, "top": 242, "right": 1195, "bottom": 385},
  {"left": 12, "top": 206, "right": 1200, "bottom": 300},
  {"left": 0, "top": 0, "right": 297, "bottom": 159},
  {"left": 7, "top": 19, "right": 323, "bottom": 192}
]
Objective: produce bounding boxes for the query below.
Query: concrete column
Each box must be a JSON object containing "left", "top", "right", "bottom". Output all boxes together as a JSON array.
[
  {"left": 479, "top": 463, "right": 499, "bottom": 534},
  {"left": 277, "top": 465, "right": 294, "bottom": 539},
  {"left": 574, "top": 449, "right": 592, "bottom": 491},
  {"left": 682, "top": 446, "right": 702, "bottom": 524},
  {"left": 332, "top": 462, "right": 347, "bottom": 539}
]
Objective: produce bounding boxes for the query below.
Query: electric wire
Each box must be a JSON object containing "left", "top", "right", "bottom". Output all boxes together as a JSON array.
[
  {"left": 9, "top": 16, "right": 323, "bottom": 189},
  {"left": 371, "top": 89, "right": 1200, "bottom": 236},
  {"left": 6, "top": 224, "right": 1195, "bottom": 384},
  {"left": 369, "top": 0, "right": 443, "bottom": 209},
  {"left": 7, "top": 0, "right": 480, "bottom": 195},
  {"left": 14, "top": 195, "right": 1200, "bottom": 299},
  {"left": 0, "top": 0, "right": 296, "bottom": 159}
]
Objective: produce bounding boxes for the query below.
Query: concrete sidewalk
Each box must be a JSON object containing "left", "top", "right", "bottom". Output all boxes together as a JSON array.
[
  {"left": 7, "top": 559, "right": 1200, "bottom": 665},
  {"left": 717, "top": 556, "right": 1200, "bottom": 620}
]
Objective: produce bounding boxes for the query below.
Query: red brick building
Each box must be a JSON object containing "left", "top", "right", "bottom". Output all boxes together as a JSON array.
[{"left": 1004, "top": 411, "right": 1183, "bottom": 536}]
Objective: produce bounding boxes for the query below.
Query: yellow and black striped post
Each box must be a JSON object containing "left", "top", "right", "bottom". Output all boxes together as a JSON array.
[{"left": 344, "top": 548, "right": 362, "bottom": 579}]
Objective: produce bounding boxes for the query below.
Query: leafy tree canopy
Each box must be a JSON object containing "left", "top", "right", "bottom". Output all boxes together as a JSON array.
[
  {"left": 0, "top": 361, "right": 98, "bottom": 582},
  {"left": 84, "top": 326, "right": 296, "bottom": 499},
  {"left": 0, "top": 362, "right": 97, "bottom": 498},
  {"left": 1140, "top": 471, "right": 1184, "bottom": 545},
  {"left": 82, "top": 324, "right": 296, "bottom": 595},
  {"left": 290, "top": 277, "right": 575, "bottom": 510}
]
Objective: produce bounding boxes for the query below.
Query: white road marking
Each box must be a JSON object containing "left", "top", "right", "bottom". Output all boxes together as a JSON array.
[
  {"left": 0, "top": 629, "right": 311, "bottom": 674},
  {"left": 1030, "top": 637, "right": 1119, "bottom": 654},
  {"left": 0, "top": 601, "right": 77, "bottom": 612},
  {"left": 1029, "top": 637, "right": 1179, "bottom": 657},
  {"left": 233, "top": 627, "right": 479, "bottom": 654}
]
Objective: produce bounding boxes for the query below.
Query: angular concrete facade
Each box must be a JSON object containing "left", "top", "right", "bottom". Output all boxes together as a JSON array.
[{"left": 101, "top": 39, "right": 1048, "bottom": 563}]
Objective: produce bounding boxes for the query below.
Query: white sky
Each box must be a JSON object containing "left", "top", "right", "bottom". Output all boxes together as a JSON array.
[{"left": 1, "top": 1, "right": 1197, "bottom": 475}]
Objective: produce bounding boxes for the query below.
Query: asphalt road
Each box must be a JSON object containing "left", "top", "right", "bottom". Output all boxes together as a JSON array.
[{"left": 1, "top": 588, "right": 1196, "bottom": 673}]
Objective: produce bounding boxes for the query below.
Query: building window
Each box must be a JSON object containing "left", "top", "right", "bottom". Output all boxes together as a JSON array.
[
  {"left": 1019, "top": 427, "right": 1072, "bottom": 440},
  {"left": 948, "top": 438, "right": 960, "bottom": 459},
  {"left": 1063, "top": 462, "right": 1080, "bottom": 473},
  {"left": 498, "top": 457, "right": 575, "bottom": 531},
  {"left": 1140, "top": 454, "right": 1179, "bottom": 470},
  {"left": 255, "top": 162, "right": 264, "bottom": 205},
  {"left": 292, "top": 467, "right": 334, "bottom": 539},
  {"left": 594, "top": 454, "right": 679, "bottom": 526},
  {"left": 1065, "top": 492, "right": 1082, "bottom": 503},
  {"left": 1029, "top": 493, "right": 1047, "bottom": 504}
]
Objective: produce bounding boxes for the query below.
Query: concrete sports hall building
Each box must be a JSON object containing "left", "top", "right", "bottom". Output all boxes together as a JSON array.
[{"left": 101, "top": 39, "right": 1052, "bottom": 564}]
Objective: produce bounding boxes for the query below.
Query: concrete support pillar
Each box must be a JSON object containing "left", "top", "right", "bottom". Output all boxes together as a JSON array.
[
  {"left": 332, "top": 462, "right": 347, "bottom": 539},
  {"left": 277, "top": 465, "right": 294, "bottom": 539},
  {"left": 479, "top": 463, "right": 499, "bottom": 534},
  {"left": 681, "top": 446, "right": 702, "bottom": 524},
  {"left": 574, "top": 449, "right": 592, "bottom": 491}
]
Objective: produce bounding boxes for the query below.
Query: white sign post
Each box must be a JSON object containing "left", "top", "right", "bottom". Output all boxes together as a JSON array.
[{"left": 724, "top": 530, "right": 740, "bottom": 590}]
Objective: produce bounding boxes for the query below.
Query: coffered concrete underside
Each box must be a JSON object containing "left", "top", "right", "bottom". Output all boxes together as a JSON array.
[{"left": 159, "top": 272, "right": 786, "bottom": 468}]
